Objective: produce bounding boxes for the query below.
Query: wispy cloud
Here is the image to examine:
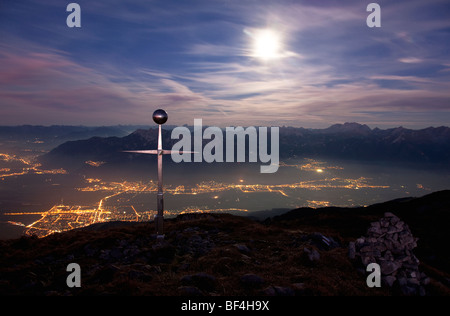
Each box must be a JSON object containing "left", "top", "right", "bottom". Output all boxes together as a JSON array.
[
  {"left": 398, "top": 57, "right": 423, "bottom": 64},
  {"left": 0, "top": 0, "right": 449, "bottom": 128}
]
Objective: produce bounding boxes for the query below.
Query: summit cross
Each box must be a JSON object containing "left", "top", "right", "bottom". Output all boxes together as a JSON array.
[{"left": 124, "top": 109, "right": 194, "bottom": 239}]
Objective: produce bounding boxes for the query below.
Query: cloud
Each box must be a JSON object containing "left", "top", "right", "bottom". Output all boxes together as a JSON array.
[
  {"left": 398, "top": 57, "right": 423, "bottom": 64},
  {"left": 4, "top": 36, "right": 447, "bottom": 128},
  {"left": 0, "top": 43, "right": 147, "bottom": 124}
]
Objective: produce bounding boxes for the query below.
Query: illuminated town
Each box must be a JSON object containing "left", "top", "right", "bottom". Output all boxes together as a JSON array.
[
  {"left": 1, "top": 153, "right": 391, "bottom": 238},
  {"left": 0, "top": 153, "right": 67, "bottom": 179}
]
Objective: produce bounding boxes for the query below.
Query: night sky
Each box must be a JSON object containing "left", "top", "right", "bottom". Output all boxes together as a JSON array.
[{"left": 1, "top": 0, "right": 449, "bottom": 128}]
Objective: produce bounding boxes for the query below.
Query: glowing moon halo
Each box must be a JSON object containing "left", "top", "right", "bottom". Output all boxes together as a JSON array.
[{"left": 251, "top": 29, "right": 283, "bottom": 61}]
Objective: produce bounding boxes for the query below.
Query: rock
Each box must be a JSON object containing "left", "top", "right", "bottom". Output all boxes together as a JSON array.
[
  {"left": 262, "top": 286, "right": 276, "bottom": 296},
  {"left": 407, "top": 278, "right": 420, "bottom": 287},
  {"left": 397, "top": 277, "right": 407, "bottom": 287},
  {"left": 181, "top": 272, "right": 217, "bottom": 291},
  {"left": 234, "top": 244, "right": 251, "bottom": 254},
  {"left": 390, "top": 216, "right": 400, "bottom": 225},
  {"left": 262, "top": 285, "right": 294, "bottom": 296},
  {"left": 419, "top": 286, "right": 426, "bottom": 296},
  {"left": 306, "top": 233, "right": 339, "bottom": 250},
  {"left": 193, "top": 273, "right": 217, "bottom": 291},
  {"left": 273, "top": 286, "right": 295, "bottom": 296},
  {"left": 380, "top": 218, "right": 390, "bottom": 228},
  {"left": 348, "top": 242, "right": 356, "bottom": 259},
  {"left": 380, "top": 261, "right": 401, "bottom": 275},
  {"left": 370, "top": 221, "right": 381, "bottom": 229},
  {"left": 240, "top": 274, "right": 265, "bottom": 288},
  {"left": 387, "top": 226, "right": 402, "bottom": 234},
  {"left": 395, "top": 221, "right": 405, "bottom": 230},
  {"left": 373, "top": 242, "right": 387, "bottom": 253},
  {"left": 351, "top": 212, "right": 428, "bottom": 295},
  {"left": 382, "top": 275, "right": 396, "bottom": 287},
  {"left": 359, "top": 246, "right": 374, "bottom": 253},
  {"left": 180, "top": 274, "right": 192, "bottom": 284},
  {"left": 361, "top": 256, "right": 375, "bottom": 266},
  {"left": 178, "top": 286, "right": 203, "bottom": 296},
  {"left": 303, "top": 247, "right": 320, "bottom": 262},
  {"left": 368, "top": 226, "right": 383, "bottom": 236},
  {"left": 400, "top": 285, "right": 418, "bottom": 296},
  {"left": 383, "top": 250, "right": 394, "bottom": 261},
  {"left": 399, "top": 234, "right": 414, "bottom": 245},
  {"left": 291, "top": 283, "right": 306, "bottom": 294},
  {"left": 421, "top": 275, "right": 430, "bottom": 286}
]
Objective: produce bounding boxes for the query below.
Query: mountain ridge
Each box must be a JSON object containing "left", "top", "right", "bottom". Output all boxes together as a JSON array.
[{"left": 39, "top": 122, "right": 450, "bottom": 170}]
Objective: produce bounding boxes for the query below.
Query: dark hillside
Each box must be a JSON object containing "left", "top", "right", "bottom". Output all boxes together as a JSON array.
[{"left": 0, "top": 191, "right": 449, "bottom": 296}]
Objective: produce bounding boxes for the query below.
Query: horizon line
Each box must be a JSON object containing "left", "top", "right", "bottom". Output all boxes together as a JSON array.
[{"left": 1, "top": 122, "right": 450, "bottom": 131}]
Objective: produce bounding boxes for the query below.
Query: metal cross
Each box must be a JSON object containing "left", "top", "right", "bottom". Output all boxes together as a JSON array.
[{"left": 124, "top": 109, "right": 192, "bottom": 239}]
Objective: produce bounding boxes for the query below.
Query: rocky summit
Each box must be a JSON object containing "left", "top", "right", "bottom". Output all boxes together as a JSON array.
[
  {"left": 1, "top": 191, "right": 450, "bottom": 296},
  {"left": 349, "top": 212, "right": 429, "bottom": 295}
]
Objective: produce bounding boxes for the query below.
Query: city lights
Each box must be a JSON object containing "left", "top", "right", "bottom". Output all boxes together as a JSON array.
[{"left": 3, "top": 156, "right": 389, "bottom": 238}]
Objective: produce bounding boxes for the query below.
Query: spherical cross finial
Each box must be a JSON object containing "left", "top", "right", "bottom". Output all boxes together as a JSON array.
[{"left": 153, "top": 109, "right": 168, "bottom": 125}]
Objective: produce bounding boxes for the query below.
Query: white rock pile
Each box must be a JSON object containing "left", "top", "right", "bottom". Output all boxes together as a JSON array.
[{"left": 349, "top": 212, "right": 430, "bottom": 295}]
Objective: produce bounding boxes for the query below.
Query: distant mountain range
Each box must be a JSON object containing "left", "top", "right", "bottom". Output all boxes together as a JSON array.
[
  {"left": 0, "top": 125, "right": 149, "bottom": 152},
  {"left": 278, "top": 122, "right": 450, "bottom": 164},
  {"left": 38, "top": 123, "right": 450, "bottom": 170}
]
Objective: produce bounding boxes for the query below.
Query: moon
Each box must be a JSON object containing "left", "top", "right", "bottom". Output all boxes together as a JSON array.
[{"left": 252, "top": 29, "right": 283, "bottom": 61}]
